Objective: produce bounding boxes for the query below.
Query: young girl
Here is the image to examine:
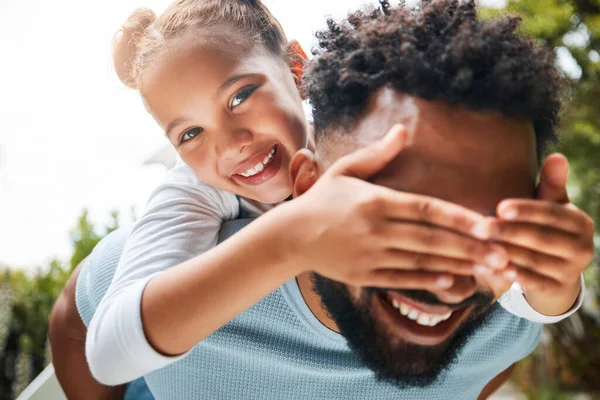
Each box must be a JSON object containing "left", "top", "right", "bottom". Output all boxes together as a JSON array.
[{"left": 86, "top": 0, "right": 575, "bottom": 387}]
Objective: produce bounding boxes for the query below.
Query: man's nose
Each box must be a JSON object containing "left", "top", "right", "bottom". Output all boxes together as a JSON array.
[
  {"left": 217, "top": 128, "right": 253, "bottom": 159},
  {"left": 431, "top": 276, "right": 477, "bottom": 305}
]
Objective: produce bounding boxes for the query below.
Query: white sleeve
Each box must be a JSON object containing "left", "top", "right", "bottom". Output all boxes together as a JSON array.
[
  {"left": 86, "top": 163, "right": 239, "bottom": 385},
  {"left": 498, "top": 274, "right": 585, "bottom": 324}
]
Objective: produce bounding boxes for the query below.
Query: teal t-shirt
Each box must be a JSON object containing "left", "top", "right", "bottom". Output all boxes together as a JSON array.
[{"left": 77, "top": 222, "right": 542, "bottom": 400}]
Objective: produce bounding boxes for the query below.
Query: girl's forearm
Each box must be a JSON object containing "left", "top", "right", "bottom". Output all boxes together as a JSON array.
[{"left": 141, "top": 205, "right": 304, "bottom": 356}]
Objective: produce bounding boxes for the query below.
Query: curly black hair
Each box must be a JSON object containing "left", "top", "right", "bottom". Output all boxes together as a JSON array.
[{"left": 304, "top": 0, "right": 565, "bottom": 159}]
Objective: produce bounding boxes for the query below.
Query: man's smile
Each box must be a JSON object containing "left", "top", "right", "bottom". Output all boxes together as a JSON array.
[{"left": 375, "top": 291, "right": 474, "bottom": 346}]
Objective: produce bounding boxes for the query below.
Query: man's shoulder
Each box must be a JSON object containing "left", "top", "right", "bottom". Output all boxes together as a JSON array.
[
  {"left": 75, "top": 226, "right": 133, "bottom": 327},
  {"left": 462, "top": 303, "right": 542, "bottom": 360}
]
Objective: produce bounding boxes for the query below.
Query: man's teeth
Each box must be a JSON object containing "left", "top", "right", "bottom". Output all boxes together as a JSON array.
[
  {"left": 391, "top": 299, "right": 452, "bottom": 327},
  {"left": 239, "top": 147, "right": 276, "bottom": 177}
]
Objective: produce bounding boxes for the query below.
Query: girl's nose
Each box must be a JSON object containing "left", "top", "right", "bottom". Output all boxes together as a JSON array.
[{"left": 217, "top": 129, "right": 253, "bottom": 159}]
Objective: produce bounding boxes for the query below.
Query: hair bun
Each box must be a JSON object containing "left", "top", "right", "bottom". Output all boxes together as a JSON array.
[{"left": 113, "top": 8, "right": 156, "bottom": 88}]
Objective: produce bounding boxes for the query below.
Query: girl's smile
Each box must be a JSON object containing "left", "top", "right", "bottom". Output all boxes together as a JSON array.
[{"left": 231, "top": 143, "right": 282, "bottom": 186}]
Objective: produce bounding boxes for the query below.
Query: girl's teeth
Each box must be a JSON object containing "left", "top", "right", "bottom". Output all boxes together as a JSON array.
[
  {"left": 241, "top": 168, "right": 256, "bottom": 177},
  {"left": 263, "top": 147, "right": 275, "bottom": 164},
  {"left": 240, "top": 147, "right": 276, "bottom": 177}
]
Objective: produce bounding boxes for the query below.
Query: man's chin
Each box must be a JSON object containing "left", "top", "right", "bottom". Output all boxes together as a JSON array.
[
  {"left": 348, "top": 294, "right": 468, "bottom": 387},
  {"left": 311, "top": 273, "right": 496, "bottom": 387},
  {"left": 359, "top": 334, "right": 456, "bottom": 387},
  {"left": 357, "top": 301, "right": 495, "bottom": 387}
]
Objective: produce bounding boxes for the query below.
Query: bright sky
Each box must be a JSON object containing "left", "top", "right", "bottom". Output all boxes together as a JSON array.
[{"left": 0, "top": 0, "right": 506, "bottom": 270}]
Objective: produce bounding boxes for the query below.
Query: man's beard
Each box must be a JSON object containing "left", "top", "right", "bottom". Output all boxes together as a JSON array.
[{"left": 311, "top": 273, "right": 496, "bottom": 387}]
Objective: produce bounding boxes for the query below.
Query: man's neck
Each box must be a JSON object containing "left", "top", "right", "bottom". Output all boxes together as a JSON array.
[{"left": 296, "top": 272, "right": 340, "bottom": 333}]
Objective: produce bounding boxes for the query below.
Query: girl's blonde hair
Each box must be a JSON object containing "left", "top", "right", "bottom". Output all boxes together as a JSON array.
[{"left": 113, "top": 0, "right": 288, "bottom": 89}]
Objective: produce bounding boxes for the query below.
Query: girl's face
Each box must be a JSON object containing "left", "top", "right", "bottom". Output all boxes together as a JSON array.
[{"left": 141, "top": 40, "right": 308, "bottom": 204}]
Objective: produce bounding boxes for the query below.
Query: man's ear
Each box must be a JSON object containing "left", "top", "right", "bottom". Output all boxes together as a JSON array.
[
  {"left": 286, "top": 40, "right": 308, "bottom": 100},
  {"left": 290, "top": 149, "right": 319, "bottom": 197}
]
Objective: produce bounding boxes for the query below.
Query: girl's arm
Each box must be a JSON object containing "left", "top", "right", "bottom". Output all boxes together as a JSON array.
[
  {"left": 86, "top": 163, "right": 242, "bottom": 385},
  {"left": 86, "top": 196, "right": 302, "bottom": 385}
]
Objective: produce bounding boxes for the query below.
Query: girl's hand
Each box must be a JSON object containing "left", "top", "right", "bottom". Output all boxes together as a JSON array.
[
  {"left": 285, "top": 124, "right": 507, "bottom": 293},
  {"left": 488, "top": 154, "right": 594, "bottom": 315}
]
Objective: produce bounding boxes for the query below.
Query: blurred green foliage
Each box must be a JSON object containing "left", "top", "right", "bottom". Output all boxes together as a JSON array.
[
  {"left": 70, "top": 210, "right": 120, "bottom": 271},
  {"left": 482, "top": 0, "right": 600, "bottom": 396},
  {"left": 0, "top": 211, "right": 119, "bottom": 400}
]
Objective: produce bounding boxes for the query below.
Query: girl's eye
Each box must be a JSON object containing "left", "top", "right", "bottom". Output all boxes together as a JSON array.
[
  {"left": 180, "top": 127, "right": 203, "bottom": 144},
  {"left": 231, "top": 86, "right": 257, "bottom": 109}
]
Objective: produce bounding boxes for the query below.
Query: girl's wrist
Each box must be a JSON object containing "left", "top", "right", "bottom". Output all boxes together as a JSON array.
[{"left": 260, "top": 198, "right": 313, "bottom": 276}]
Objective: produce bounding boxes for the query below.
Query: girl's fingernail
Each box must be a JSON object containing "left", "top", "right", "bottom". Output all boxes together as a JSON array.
[
  {"left": 485, "top": 252, "right": 505, "bottom": 269},
  {"left": 437, "top": 276, "right": 453, "bottom": 287},
  {"left": 475, "top": 264, "right": 492, "bottom": 275},
  {"left": 472, "top": 222, "right": 490, "bottom": 239},
  {"left": 503, "top": 269, "right": 517, "bottom": 280},
  {"left": 503, "top": 207, "right": 518, "bottom": 219}
]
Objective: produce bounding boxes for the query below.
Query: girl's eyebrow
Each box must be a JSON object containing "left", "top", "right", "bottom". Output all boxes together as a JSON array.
[
  {"left": 217, "top": 73, "right": 254, "bottom": 94},
  {"left": 165, "top": 117, "right": 188, "bottom": 139}
]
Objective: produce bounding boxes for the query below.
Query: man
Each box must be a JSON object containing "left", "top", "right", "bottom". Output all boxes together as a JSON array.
[{"left": 50, "top": 0, "right": 593, "bottom": 398}]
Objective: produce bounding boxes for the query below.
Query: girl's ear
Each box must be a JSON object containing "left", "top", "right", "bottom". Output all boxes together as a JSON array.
[
  {"left": 290, "top": 149, "right": 319, "bottom": 198},
  {"left": 286, "top": 40, "right": 308, "bottom": 100}
]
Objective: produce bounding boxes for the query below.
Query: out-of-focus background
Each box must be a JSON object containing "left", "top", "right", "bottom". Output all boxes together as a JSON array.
[{"left": 0, "top": 0, "right": 598, "bottom": 399}]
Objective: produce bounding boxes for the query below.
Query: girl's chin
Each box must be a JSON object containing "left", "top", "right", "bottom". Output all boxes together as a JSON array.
[
  {"left": 246, "top": 182, "right": 293, "bottom": 205},
  {"left": 254, "top": 190, "right": 292, "bottom": 205}
]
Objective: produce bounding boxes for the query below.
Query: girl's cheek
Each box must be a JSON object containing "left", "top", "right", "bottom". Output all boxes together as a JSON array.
[{"left": 181, "top": 150, "right": 212, "bottom": 175}]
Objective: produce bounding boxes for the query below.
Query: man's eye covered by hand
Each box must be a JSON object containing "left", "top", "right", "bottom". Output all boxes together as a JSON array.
[
  {"left": 388, "top": 152, "right": 594, "bottom": 314},
  {"left": 291, "top": 124, "right": 513, "bottom": 294}
]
